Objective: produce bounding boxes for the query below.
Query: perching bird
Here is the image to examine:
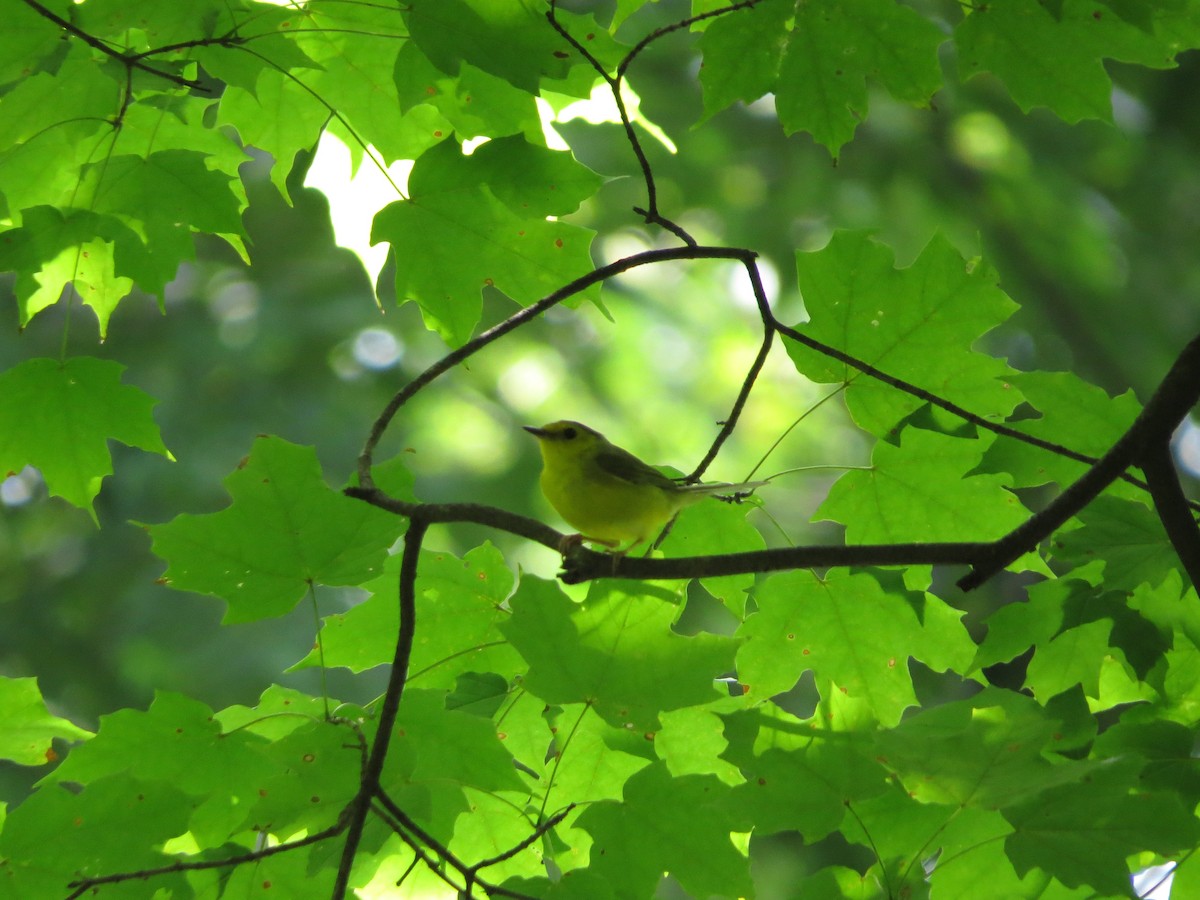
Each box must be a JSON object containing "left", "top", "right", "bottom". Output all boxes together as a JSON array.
[{"left": 524, "top": 420, "right": 766, "bottom": 551}]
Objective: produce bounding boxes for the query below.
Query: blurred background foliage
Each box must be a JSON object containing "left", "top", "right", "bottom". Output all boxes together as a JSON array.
[{"left": 2, "top": 0, "right": 1199, "bottom": 810}]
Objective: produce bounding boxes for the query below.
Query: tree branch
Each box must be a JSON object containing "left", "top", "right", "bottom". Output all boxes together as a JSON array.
[
  {"left": 371, "top": 790, "right": 544, "bottom": 899},
  {"left": 690, "top": 256, "right": 776, "bottom": 481},
  {"left": 21, "top": 0, "right": 209, "bottom": 92},
  {"left": 332, "top": 515, "right": 428, "bottom": 899},
  {"left": 64, "top": 821, "right": 347, "bottom": 899},
  {"left": 1140, "top": 440, "right": 1200, "bottom": 590},
  {"left": 958, "top": 332, "right": 1200, "bottom": 590},
  {"left": 355, "top": 246, "right": 755, "bottom": 487},
  {"left": 546, "top": 1, "right": 696, "bottom": 244},
  {"left": 560, "top": 541, "right": 992, "bottom": 585}
]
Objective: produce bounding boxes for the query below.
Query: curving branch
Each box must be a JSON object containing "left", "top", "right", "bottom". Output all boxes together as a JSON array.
[
  {"left": 1141, "top": 440, "right": 1200, "bottom": 589},
  {"left": 64, "top": 821, "right": 347, "bottom": 900},
  {"left": 355, "top": 246, "right": 755, "bottom": 485},
  {"left": 958, "top": 332, "right": 1200, "bottom": 590},
  {"left": 332, "top": 514, "right": 428, "bottom": 898},
  {"left": 21, "top": 0, "right": 209, "bottom": 92}
]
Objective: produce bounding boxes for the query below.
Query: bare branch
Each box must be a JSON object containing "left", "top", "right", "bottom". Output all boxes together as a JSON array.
[
  {"left": 959, "top": 332, "right": 1200, "bottom": 589},
  {"left": 332, "top": 515, "right": 429, "bottom": 899},
  {"left": 64, "top": 821, "right": 347, "bottom": 899},
  {"left": 356, "top": 246, "right": 755, "bottom": 487},
  {"left": 21, "top": 0, "right": 210, "bottom": 92},
  {"left": 1140, "top": 440, "right": 1200, "bottom": 590}
]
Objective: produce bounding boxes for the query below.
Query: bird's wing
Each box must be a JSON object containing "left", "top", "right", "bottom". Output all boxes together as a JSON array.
[{"left": 594, "top": 444, "right": 680, "bottom": 490}]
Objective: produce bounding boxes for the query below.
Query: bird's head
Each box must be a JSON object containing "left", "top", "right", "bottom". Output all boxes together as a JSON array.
[{"left": 524, "top": 420, "right": 606, "bottom": 463}]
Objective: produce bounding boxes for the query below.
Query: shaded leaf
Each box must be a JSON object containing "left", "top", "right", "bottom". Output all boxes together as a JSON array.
[
  {"left": 146, "top": 436, "right": 406, "bottom": 622},
  {"left": 787, "top": 232, "right": 1021, "bottom": 435},
  {"left": 295, "top": 543, "right": 518, "bottom": 683},
  {"left": 0, "top": 357, "right": 171, "bottom": 517},
  {"left": 372, "top": 140, "right": 597, "bottom": 345},
  {"left": 577, "top": 763, "right": 753, "bottom": 899},
  {"left": 502, "top": 578, "right": 737, "bottom": 730}
]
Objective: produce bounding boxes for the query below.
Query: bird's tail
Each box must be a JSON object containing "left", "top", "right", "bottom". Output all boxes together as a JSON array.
[{"left": 678, "top": 479, "right": 768, "bottom": 497}]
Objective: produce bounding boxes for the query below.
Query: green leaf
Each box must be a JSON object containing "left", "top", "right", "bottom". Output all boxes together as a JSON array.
[
  {"left": 787, "top": 232, "right": 1021, "bottom": 435},
  {"left": 724, "top": 735, "right": 887, "bottom": 840},
  {"left": 927, "top": 812, "right": 1092, "bottom": 898},
  {"left": 1057, "top": 495, "right": 1180, "bottom": 591},
  {"left": 697, "top": 0, "right": 791, "bottom": 117},
  {"left": 395, "top": 45, "right": 543, "bottom": 141},
  {"left": 577, "top": 763, "right": 753, "bottom": 899},
  {"left": 539, "top": 703, "right": 651, "bottom": 813},
  {"left": 247, "top": 717, "right": 366, "bottom": 834},
  {"left": 736, "top": 570, "right": 972, "bottom": 725},
  {"left": 381, "top": 688, "right": 527, "bottom": 800},
  {"left": 0, "top": 128, "right": 108, "bottom": 230},
  {"left": 972, "top": 576, "right": 1077, "bottom": 672},
  {"left": 957, "top": 0, "right": 1173, "bottom": 123},
  {"left": 372, "top": 139, "right": 597, "bottom": 346},
  {"left": 0, "top": 58, "right": 120, "bottom": 150},
  {"left": 775, "top": 0, "right": 945, "bottom": 156},
  {"left": 45, "top": 692, "right": 273, "bottom": 794},
  {"left": 816, "top": 429, "right": 1028, "bottom": 545},
  {"left": 146, "top": 436, "right": 406, "bottom": 622},
  {"left": 446, "top": 671, "right": 509, "bottom": 717},
  {"left": 296, "top": 543, "right": 520, "bottom": 682},
  {"left": 214, "top": 684, "right": 334, "bottom": 741},
  {"left": 698, "top": 0, "right": 944, "bottom": 156},
  {"left": 0, "top": 357, "right": 171, "bottom": 518},
  {"left": 74, "top": 0, "right": 225, "bottom": 46},
  {"left": 1024, "top": 619, "right": 1115, "bottom": 701},
  {"left": 218, "top": 71, "right": 335, "bottom": 200},
  {"left": 84, "top": 150, "right": 246, "bottom": 237},
  {"left": 460, "top": 135, "right": 604, "bottom": 216},
  {"left": 655, "top": 702, "right": 744, "bottom": 784},
  {"left": 837, "top": 783, "right": 969, "bottom": 895},
  {"left": 0, "top": 678, "right": 92, "bottom": 766},
  {"left": 874, "top": 688, "right": 1100, "bottom": 809},
  {"left": 404, "top": 0, "right": 620, "bottom": 95},
  {"left": 219, "top": 848, "right": 336, "bottom": 898},
  {"left": 1004, "top": 763, "right": 1200, "bottom": 895},
  {"left": 660, "top": 495, "right": 765, "bottom": 616},
  {"left": 1128, "top": 570, "right": 1200, "bottom": 651},
  {"left": 0, "top": 1, "right": 68, "bottom": 86},
  {"left": 0, "top": 208, "right": 140, "bottom": 335},
  {"left": 502, "top": 578, "right": 737, "bottom": 730},
  {"left": 0, "top": 773, "right": 192, "bottom": 896},
  {"left": 979, "top": 370, "right": 1142, "bottom": 489}
]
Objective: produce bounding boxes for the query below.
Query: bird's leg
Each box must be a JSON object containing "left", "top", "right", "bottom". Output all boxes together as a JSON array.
[{"left": 558, "top": 532, "right": 620, "bottom": 555}]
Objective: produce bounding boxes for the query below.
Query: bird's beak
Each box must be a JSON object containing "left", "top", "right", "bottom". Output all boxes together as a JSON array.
[{"left": 523, "top": 425, "right": 547, "bottom": 438}]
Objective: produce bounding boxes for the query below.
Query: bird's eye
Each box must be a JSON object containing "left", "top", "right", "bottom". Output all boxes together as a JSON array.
[{"left": 562, "top": 427, "right": 577, "bottom": 439}]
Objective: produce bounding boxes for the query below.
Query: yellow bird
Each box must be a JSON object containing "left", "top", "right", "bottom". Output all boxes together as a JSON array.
[{"left": 525, "top": 420, "right": 766, "bottom": 551}]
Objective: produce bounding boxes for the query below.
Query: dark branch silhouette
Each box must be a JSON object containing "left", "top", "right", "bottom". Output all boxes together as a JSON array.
[{"left": 21, "top": 0, "right": 209, "bottom": 91}]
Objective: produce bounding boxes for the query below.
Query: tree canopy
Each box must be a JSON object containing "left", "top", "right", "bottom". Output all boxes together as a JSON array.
[{"left": 3, "top": 0, "right": 1200, "bottom": 898}]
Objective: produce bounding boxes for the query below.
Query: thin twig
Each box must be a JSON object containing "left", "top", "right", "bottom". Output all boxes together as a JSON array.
[
  {"left": 616, "top": 0, "right": 763, "bottom": 80},
  {"left": 21, "top": 0, "right": 209, "bottom": 91},
  {"left": 370, "top": 798, "right": 468, "bottom": 893},
  {"left": 355, "top": 246, "right": 755, "bottom": 486},
  {"left": 690, "top": 256, "right": 775, "bottom": 480},
  {"left": 470, "top": 804, "right": 575, "bottom": 873},
  {"left": 332, "top": 515, "right": 428, "bottom": 899},
  {"left": 772, "top": 320, "right": 1185, "bottom": 503},
  {"left": 64, "top": 821, "right": 347, "bottom": 899},
  {"left": 546, "top": 1, "right": 695, "bottom": 244},
  {"left": 371, "top": 791, "right": 541, "bottom": 900}
]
